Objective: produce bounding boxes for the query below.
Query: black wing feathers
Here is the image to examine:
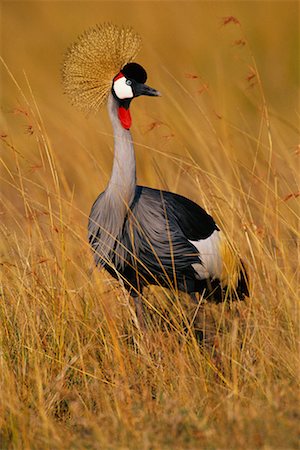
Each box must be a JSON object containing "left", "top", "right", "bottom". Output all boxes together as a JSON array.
[{"left": 159, "top": 189, "right": 218, "bottom": 240}]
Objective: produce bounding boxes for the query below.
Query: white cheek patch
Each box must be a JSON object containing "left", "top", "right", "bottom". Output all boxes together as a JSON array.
[{"left": 113, "top": 77, "right": 134, "bottom": 100}]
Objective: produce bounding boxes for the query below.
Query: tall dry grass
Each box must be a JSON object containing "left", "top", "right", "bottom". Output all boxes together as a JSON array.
[{"left": 1, "top": 2, "right": 299, "bottom": 449}]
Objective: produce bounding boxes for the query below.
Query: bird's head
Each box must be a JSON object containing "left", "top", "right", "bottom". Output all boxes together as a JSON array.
[{"left": 112, "top": 62, "right": 160, "bottom": 130}]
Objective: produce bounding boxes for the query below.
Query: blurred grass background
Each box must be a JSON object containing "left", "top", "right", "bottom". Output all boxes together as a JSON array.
[{"left": 0, "top": 1, "right": 299, "bottom": 449}]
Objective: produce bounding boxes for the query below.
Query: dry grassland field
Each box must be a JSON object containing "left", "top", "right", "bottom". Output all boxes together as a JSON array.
[{"left": 0, "top": 1, "right": 299, "bottom": 449}]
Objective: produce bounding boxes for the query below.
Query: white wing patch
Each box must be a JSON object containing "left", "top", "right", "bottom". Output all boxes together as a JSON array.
[
  {"left": 189, "top": 229, "right": 222, "bottom": 280},
  {"left": 113, "top": 77, "right": 134, "bottom": 100}
]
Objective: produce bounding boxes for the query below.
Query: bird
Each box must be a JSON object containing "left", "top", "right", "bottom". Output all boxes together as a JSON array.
[{"left": 62, "top": 23, "right": 249, "bottom": 328}]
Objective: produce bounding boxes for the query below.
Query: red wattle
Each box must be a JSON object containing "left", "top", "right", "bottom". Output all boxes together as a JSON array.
[{"left": 118, "top": 107, "right": 132, "bottom": 130}]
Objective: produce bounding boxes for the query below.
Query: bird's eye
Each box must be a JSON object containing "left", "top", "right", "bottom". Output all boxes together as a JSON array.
[{"left": 126, "top": 79, "right": 132, "bottom": 86}]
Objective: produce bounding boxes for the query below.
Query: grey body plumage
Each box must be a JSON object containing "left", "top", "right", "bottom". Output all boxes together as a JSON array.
[{"left": 89, "top": 184, "right": 215, "bottom": 293}]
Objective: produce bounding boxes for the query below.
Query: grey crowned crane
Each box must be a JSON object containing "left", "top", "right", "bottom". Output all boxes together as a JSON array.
[{"left": 62, "top": 23, "right": 248, "bottom": 327}]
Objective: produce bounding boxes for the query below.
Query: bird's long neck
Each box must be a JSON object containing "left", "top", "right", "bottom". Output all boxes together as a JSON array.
[{"left": 106, "top": 93, "right": 136, "bottom": 208}]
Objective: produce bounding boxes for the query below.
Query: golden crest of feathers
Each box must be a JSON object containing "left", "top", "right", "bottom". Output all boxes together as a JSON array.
[{"left": 62, "top": 23, "right": 142, "bottom": 112}]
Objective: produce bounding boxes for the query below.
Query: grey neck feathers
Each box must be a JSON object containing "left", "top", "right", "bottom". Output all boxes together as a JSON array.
[
  {"left": 106, "top": 93, "right": 136, "bottom": 207},
  {"left": 91, "top": 93, "right": 136, "bottom": 263},
  {"left": 88, "top": 94, "right": 137, "bottom": 268}
]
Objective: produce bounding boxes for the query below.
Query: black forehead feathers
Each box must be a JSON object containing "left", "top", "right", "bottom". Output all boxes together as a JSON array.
[{"left": 121, "top": 63, "right": 147, "bottom": 83}]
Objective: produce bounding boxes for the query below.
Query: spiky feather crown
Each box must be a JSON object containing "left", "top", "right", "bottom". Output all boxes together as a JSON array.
[{"left": 62, "top": 23, "right": 142, "bottom": 112}]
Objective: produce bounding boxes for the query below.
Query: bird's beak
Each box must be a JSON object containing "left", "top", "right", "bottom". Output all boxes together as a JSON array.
[{"left": 135, "top": 83, "right": 161, "bottom": 97}]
